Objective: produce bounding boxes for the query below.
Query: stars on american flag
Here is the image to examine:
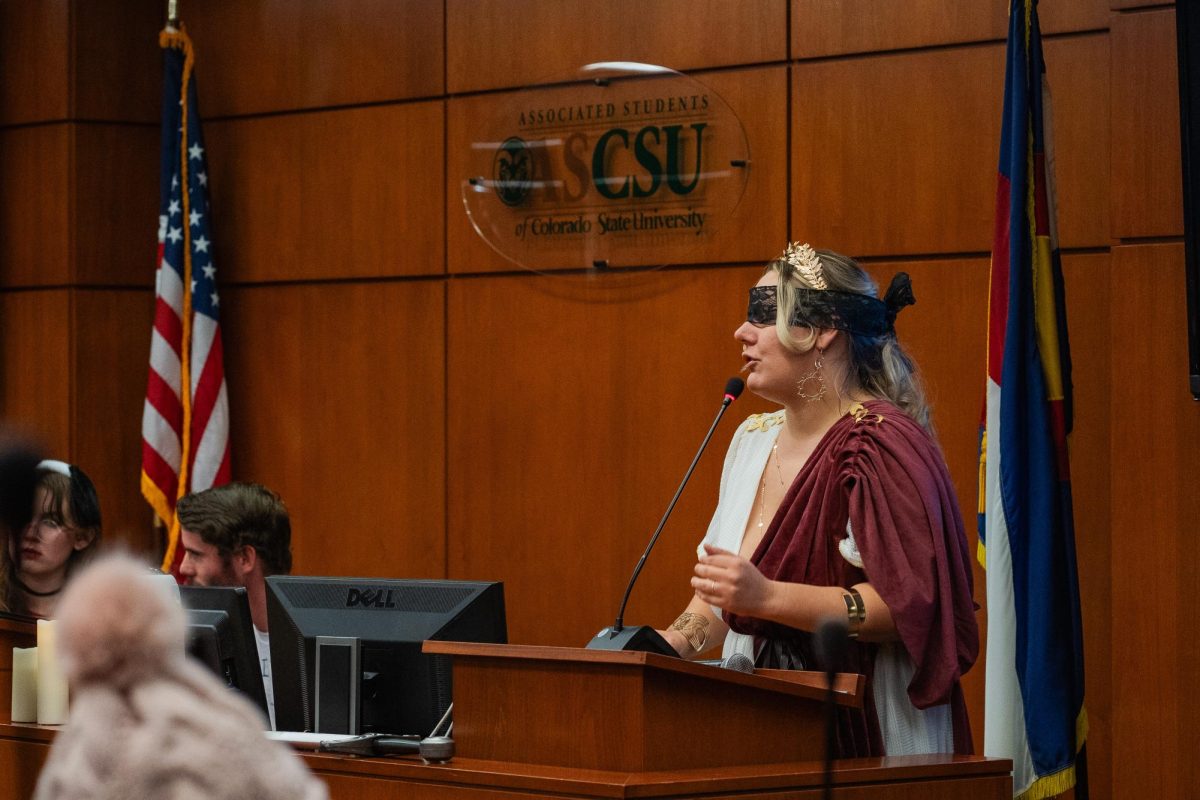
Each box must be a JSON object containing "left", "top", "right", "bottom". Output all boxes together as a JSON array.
[
  {"left": 161, "top": 126, "right": 221, "bottom": 320},
  {"left": 197, "top": 261, "right": 220, "bottom": 308}
]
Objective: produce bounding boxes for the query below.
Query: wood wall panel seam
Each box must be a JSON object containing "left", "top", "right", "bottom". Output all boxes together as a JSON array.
[
  {"left": 787, "top": 34, "right": 1098, "bottom": 67},
  {"left": 201, "top": 95, "right": 454, "bottom": 124},
  {"left": 446, "top": 0, "right": 788, "bottom": 95},
  {"left": 1111, "top": 4, "right": 1182, "bottom": 16},
  {"left": 0, "top": 125, "right": 71, "bottom": 287},
  {"left": 791, "top": 32, "right": 1110, "bottom": 255},
  {"left": 205, "top": 101, "right": 446, "bottom": 283},
  {"left": 443, "top": 60, "right": 798, "bottom": 101},
  {"left": 180, "top": 0, "right": 446, "bottom": 117},
  {"left": 0, "top": 286, "right": 157, "bottom": 294},
  {"left": 1110, "top": 8, "right": 1182, "bottom": 238},
  {"left": 219, "top": 275, "right": 451, "bottom": 291},
  {"left": 0, "top": 0, "right": 71, "bottom": 126},
  {"left": 791, "top": 0, "right": 1108, "bottom": 58}
]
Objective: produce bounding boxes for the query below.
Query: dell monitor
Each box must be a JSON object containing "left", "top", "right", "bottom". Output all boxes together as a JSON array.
[
  {"left": 266, "top": 576, "right": 506, "bottom": 736},
  {"left": 180, "top": 585, "right": 270, "bottom": 723}
]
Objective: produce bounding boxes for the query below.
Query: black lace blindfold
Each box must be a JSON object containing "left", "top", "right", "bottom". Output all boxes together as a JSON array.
[{"left": 746, "top": 273, "right": 915, "bottom": 338}]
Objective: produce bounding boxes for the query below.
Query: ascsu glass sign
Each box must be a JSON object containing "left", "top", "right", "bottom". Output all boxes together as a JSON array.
[{"left": 463, "top": 63, "right": 749, "bottom": 273}]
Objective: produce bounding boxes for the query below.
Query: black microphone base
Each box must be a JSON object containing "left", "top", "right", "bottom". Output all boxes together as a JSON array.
[{"left": 585, "top": 625, "right": 678, "bottom": 657}]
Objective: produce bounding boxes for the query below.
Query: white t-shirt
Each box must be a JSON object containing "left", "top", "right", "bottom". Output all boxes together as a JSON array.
[{"left": 254, "top": 626, "right": 276, "bottom": 730}]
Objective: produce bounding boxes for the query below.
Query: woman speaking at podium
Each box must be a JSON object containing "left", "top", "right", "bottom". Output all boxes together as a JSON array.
[{"left": 659, "top": 243, "right": 978, "bottom": 758}]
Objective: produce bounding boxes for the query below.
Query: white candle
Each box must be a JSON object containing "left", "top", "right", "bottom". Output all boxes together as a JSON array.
[
  {"left": 10, "top": 647, "right": 37, "bottom": 723},
  {"left": 36, "top": 620, "right": 68, "bottom": 725}
]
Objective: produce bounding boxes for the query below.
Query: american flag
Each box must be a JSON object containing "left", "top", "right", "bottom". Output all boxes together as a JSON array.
[{"left": 141, "top": 27, "right": 231, "bottom": 575}]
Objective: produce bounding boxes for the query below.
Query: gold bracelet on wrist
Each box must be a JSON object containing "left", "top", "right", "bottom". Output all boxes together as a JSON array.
[{"left": 842, "top": 588, "right": 866, "bottom": 639}]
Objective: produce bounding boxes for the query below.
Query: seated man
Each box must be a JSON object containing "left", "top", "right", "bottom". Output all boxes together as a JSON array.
[{"left": 177, "top": 482, "right": 293, "bottom": 729}]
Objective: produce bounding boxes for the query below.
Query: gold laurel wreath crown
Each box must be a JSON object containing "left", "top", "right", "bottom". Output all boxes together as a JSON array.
[{"left": 781, "top": 242, "right": 828, "bottom": 290}]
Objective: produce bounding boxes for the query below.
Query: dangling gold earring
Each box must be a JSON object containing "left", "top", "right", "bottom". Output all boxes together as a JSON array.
[{"left": 796, "top": 348, "right": 826, "bottom": 403}]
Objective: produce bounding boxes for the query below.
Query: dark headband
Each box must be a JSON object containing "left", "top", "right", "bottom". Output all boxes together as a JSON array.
[{"left": 747, "top": 273, "right": 915, "bottom": 337}]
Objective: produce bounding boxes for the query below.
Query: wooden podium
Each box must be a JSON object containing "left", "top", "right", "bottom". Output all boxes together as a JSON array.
[
  {"left": 423, "top": 641, "right": 866, "bottom": 771},
  {"left": 399, "top": 641, "right": 1011, "bottom": 798}
]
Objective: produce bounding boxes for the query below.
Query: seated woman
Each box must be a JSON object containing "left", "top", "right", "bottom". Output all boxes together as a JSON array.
[
  {"left": 5, "top": 460, "right": 102, "bottom": 618},
  {"left": 659, "top": 243, "right": 978, "bottom": 758}
]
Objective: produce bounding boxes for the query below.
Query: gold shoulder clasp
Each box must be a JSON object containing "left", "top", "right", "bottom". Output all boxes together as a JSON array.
[
  {"left": 848, "top": 402, "right": 884, "bottom": 425},
  {"left": 745, "top": 411, "right": 785, "bottom": 432}
]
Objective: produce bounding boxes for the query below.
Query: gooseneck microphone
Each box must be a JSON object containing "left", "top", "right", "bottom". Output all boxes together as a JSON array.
[{"left": 586, "top": 377, "right": 745, "bottom": 656}]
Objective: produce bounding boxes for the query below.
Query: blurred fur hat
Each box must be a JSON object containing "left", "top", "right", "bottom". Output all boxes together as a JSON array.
[
  {"left": 55, "top": 556, "right": 183, "bottom": 689},
  {"left": 34, "top": 554, "right": 328, "bottom": 800}
]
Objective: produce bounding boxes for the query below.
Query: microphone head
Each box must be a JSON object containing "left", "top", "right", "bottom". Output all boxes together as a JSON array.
[
  {"left": 721, "top": 652, "right": 755, "bottom": 673},
  {"left": 722, "top": 377, "right": 745, "bottom": 404},
  {"left": 814, "top": 617, "right": 850, "bottom": 673}
]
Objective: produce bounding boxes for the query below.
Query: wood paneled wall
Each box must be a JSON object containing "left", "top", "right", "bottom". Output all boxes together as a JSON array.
[
  {"left": 0, "top": 2, "right": 1190, "bottom": 797},
  {"left": 0, "top": 0, "right": 159, "bottom": 551}
]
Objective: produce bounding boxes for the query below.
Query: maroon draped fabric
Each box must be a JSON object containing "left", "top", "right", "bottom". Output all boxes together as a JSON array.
[{"left": 724, "top": 400, "right": 979, "bottom": 756}]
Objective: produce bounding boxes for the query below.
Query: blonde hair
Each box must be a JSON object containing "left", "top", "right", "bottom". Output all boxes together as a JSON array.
[{"left": 769, "top": 249, "right": 933, "bottom": 430}]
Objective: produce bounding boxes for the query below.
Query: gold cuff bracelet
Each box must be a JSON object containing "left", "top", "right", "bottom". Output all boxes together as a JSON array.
[{"left": 842, "top": 588, "right": 866, "bottom": 639}]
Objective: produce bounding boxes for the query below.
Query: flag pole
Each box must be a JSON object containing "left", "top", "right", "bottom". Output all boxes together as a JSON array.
[{"left": 167, "top": 0, "right": 179, "bottom": 31}]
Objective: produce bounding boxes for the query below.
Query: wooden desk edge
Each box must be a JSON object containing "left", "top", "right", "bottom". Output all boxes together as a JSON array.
[
  {"left": 423, "top": 641, "right": 865, "bottom": 708},
  {"left": 0, "top": 723, "right": 1011, "bottom": 798},
  {"left": 303, "top": 752, "right": 1013, "bottom": 797}
]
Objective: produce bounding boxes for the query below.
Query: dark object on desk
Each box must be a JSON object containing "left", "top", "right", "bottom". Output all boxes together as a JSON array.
[
  {"left": 181, "top": 585, "right": 270, "bottom": 721},
  {"left": 267, "top": 576, "right": 506, "bottom": 737},
  {"left": 586, "top": 624, "right": 676, "bottom": 656},
  {"left": 318, "top": 733, "right": 455, "bottom": 763},
  {"left": 694, "top": 654, "right": 754, "bottom": 672}
]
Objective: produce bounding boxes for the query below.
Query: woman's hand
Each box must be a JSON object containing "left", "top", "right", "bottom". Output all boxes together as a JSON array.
[{"left": 692, "top": 544, "right": 777, "bottom": 617}]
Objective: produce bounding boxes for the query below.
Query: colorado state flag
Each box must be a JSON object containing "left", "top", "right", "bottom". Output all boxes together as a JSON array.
[{"left": 978, "top": 1, "right": 1087, "bottom": 798}]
